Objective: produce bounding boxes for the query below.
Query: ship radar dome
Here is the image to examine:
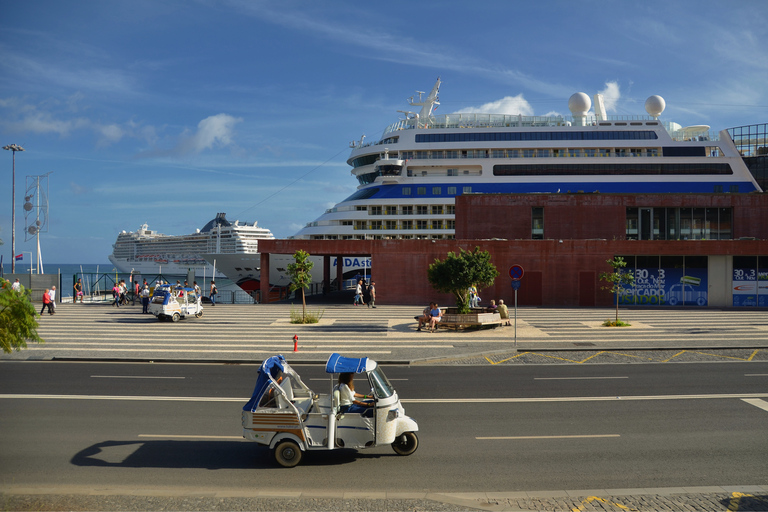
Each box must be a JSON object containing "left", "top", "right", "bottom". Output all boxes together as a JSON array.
[
  {"left": 568, "top": 92, "right": 591, "bottom": 116},
  {"left": 645, "top": 95, "right": 666, "bottom": 118}
]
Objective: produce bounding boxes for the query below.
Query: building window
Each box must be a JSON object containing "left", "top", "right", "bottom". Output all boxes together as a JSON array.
[
  {"left": 463, "top": 186, "right": 472, "bottom": 194},
  {"left": 356, "top": 206, "right": 367, "bottom": 211},
  {"left": 370, "top": 206, "right": 382, "bottom": 215},
  {"left": 532, "top": 207, "right": 544, "bottom": 239},
  {"left": 385, "top": 220, "right": 397, "bottom": 230},
  {"left": 370, "top": 220, "right": 382, "bottom": 230},
  {"left": 431, "top": 205, "right": 443, "bottom": 215},
  {"left": 402, "top": 187, "right": 411, "bottom": 195},
  {"left": 432, "top": 186, "right": 442, "bottom": 195},
  {"left": 416, "top": 220, "right": 428, "bottom": 230},
  {"left": 446, "top": 219, "right": 455, "bottom": 230},
  {"left": 401, "top": 205, "right": 413, "bottom": 215},
  {"left": 447, "top": 186, "right": 457, "bottom": 195},
  {"left": 355, "top": 221, "right": 366, "bottom": 230},
  {"left": 417, "top": 187, "right": 426, "bottom": 195},
  {"left": 446, "top": 205, "right": 455, "bottom": 215},
  {"left": 416, "top": 205, "right": 428, "bottom": 215},
  {"left": 447, "top": 168, "right": 458, "bottom": 176},
  {"left": 386, "top": 205, "right": 397, "bottom": 215},
  {"left": 401, "top": 220, "right": 413, "bottom": 230},
  {"left": 431, "top": 220, "right": 443, "bottom": 229}
]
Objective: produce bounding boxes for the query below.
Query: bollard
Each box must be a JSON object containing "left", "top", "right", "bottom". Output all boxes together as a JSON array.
[{"left": 293, "top": 335, "right": 298, "bottom": 352}]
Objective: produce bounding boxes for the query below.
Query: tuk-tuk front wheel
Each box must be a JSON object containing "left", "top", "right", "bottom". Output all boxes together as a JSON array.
[
  {"left": 274, "top": 440, "right": 302, "bottom": 468},
  {"left": 195, "top": 311, "right": 203, "bottom": 318},
  {"left": 171, "top": 312, "right": 180, "bottom": 322},
  {"left": 391, "top": 432, "right": 418, "bottom": 456}
]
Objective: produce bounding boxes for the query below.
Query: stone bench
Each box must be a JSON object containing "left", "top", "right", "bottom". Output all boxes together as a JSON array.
[{"left": 436, "top": 311, "right": 503, "bottom": 330}]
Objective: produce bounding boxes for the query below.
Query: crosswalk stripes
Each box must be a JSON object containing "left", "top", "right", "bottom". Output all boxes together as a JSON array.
[{"left": 4, "top": 304, "right": 767, "bottom": 362}]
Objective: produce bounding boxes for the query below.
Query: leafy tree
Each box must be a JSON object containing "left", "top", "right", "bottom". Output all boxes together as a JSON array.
[
  {"left": 287, "top": 250, "right": 313, "bottom": 322},
  {"left": 427, "top": 247, "right": 499, "bottom": 314},
  {"left": 0, "top": 278, "right": 43, "bottom": 353},
  {"left": 599, "top": 256, "right": 635, "bottom": 325}
]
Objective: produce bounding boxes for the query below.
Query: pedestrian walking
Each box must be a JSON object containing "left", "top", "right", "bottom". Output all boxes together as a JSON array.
[
  {"left": 140, "top": 284, "right": 151, "bottom": 314},
  {"left": 40, "top": 289, "right": 54, "bottom": 315},
  {"left": 367, "top": 281, "right": 376, "bottom": 308},
  {"left": 209, "top": 280, "right": 217, "bottom": 306},
  {"left": 49, "top": 286, "right": 57, "bottom": 313},
  {"left": 74, "top": 278, "right": 84, "bottom": 303}
]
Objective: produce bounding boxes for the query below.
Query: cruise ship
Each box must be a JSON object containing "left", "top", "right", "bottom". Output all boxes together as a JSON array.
[
  {"left": 292, "top": 78, "right": 761, "bottom": 241},
  {"left": 203, "top": 79, "right": 762, "bottom": 291},
  {"left": 108, "top": 213, "right": 275, "bottom": 278}
]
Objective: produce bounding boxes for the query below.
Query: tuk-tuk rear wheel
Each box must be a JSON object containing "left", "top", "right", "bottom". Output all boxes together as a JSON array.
[
  {"left": 274, "top": 440, "right": 302, "bottom": 468},
  {"left": 391, "top": 431, "right": 418, "bottom": 456},
  {"left": 171, "top": 312, "right": 180, "bottom": 322}
]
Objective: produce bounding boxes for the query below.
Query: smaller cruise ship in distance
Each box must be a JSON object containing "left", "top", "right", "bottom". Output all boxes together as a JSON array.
[
  {"left": 109, "top": 213, "right": 274, "bottom": 278},
  {"left": 291, "top": 78, "right": 761, "bottom": 241}
]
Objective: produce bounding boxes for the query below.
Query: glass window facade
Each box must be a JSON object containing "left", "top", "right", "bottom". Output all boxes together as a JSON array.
[
  {"left": 416, "top": 130, "right": 658, "bottom": 143},
  {"left": 626, "top": 207, "right": 732, "bottom": 240}
]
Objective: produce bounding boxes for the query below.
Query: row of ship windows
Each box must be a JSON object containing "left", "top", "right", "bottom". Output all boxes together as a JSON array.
[
  {"left": 311, "top": 234, "right": 456, "bottom": 240},
  {"left": 352, "top": 146, "right": 721, "bottom": 167},
  {"left": 415, "top": 130, "right": 660, "bottom": 143},
  {"left": 339, "top": 219, "right": 457, "bottom": 230},
  {"left": 357, "top": 205, "right": 456, "bottom": 215}
]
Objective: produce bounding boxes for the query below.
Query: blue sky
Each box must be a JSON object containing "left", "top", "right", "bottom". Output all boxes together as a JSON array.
[{"left": 1, "top": 0, "right": 767, "bottom": 265}]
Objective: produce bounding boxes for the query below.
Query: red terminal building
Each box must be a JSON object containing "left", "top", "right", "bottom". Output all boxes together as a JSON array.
[{"left": 259, "top": 192, "right": 768, "bottom": 308}]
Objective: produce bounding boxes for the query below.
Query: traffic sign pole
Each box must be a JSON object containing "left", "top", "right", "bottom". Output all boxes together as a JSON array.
[{"left": 509, "top": 265, "right": 524, "bottom": 348}]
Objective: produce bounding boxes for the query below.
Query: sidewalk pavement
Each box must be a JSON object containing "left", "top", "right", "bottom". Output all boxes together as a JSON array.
[{"left": 3, "top": 303, "right": 768, "bottom": 364}]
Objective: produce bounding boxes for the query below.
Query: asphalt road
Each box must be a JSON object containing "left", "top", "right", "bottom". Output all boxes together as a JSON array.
[{"left": 2, "top": 361, "right": 767, "bottom": 495}]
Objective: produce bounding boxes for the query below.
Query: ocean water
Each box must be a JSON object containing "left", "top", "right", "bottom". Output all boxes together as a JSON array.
[{"left": 21, "top": 264, "right": 234, "bottom": 297}]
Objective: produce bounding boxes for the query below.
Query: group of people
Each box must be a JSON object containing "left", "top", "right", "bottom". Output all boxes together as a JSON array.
[
  {"left": 415, "top": 296, "right": 512, "bottom": 331},
  {"left": 353, "top": 279, "right": 376, "bottom": 308},
  {"left": 416, "top": 302, "right": 443, "bottom": 332},
  {"left": 40, "top": 286, "right": 56, "bottom": 315}
]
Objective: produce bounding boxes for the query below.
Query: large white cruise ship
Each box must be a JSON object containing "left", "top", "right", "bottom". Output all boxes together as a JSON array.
[
  {"left": 292, "top": 78, "right": 761, "bottom": 241},
  {"left": 203, "top": 79, "right": 762, "bottom": 292},
  {"left": 109, "top": 213, "right": 274, "bottom": 278}
]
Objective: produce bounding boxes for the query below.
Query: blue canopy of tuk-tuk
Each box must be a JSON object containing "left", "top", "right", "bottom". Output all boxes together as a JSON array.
[
  {"left": 242, "top": 354, "right": 286, "bottom": 412},
  {"left": 325, "top": 353, "right": 371, "bottom": 374}
]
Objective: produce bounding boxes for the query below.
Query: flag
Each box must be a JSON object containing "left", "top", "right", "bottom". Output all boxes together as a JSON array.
[{"left": 14, "top": 254, "right": 22, "bottom": 261}]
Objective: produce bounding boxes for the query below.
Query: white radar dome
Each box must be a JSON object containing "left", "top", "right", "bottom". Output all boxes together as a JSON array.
[
  {"left": 568, "top": 92, "right": 591, "bottom": 116},
  {"left": 645, "top": 95, "right": 666, "bottom": 118}
]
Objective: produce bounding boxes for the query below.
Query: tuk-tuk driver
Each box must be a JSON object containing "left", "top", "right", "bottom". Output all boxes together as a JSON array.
[{"left": 337, "top": 373, "right": 374, "bottom": 414}]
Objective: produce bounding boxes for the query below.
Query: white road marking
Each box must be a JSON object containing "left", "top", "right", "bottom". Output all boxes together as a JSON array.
[
  {"left": 742, "top": 398, "right": 768, "bottom": 413},
  {"left": 534, "top": 376, "right": 628, "bottom": 380},
  {"left": 138, "top": 434, "right": 242, "bottom": 439},
  {"left": 91, "top": 375, "right": 185, "bottom": 379},
  {"left": 2, "top": 392, "right": 768, "bottom": 403},
  {"left": 745, "top": 374, "right": 768, "bottom": 377},
  {"left": 477, "top": 434, "right": 620, "bottom": 440}
]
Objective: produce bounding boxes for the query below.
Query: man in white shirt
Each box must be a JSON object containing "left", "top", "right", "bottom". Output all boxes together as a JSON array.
[
  {"left": 11, "top": 279, "right": 21, "bottom": 292},
  {"left": 49, "top": 286, "right": 57, "bottom": 313}
]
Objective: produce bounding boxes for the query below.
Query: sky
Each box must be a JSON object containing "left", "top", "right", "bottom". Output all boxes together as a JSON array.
[{"left": 1, "top": 0, "right": 767, "bottom": 265}]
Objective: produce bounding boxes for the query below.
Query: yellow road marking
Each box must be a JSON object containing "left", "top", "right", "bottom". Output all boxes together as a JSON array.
[{"left": 572, "top": 496, "right": 632, "bottom": 511}]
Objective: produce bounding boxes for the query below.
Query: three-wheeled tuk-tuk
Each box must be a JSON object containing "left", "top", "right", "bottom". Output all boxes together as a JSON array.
[
  {"left": 242, "top": 353, "right": 419, "bottom": 467},
  {"left": 147, "top": 285, "right": 203, "bottom": 322}
]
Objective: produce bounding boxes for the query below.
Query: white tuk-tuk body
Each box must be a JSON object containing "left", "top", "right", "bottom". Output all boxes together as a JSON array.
[
  {"left": 148, "top": 285, "right": 203, "bottom": 322},
  {"left": 241, "top": 353, "right": 419, "bottom": 467}
]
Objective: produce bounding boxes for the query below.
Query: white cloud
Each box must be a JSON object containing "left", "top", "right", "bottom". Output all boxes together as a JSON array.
[
  {"left": 176, "top": 114, "right": 243, "bottom": 155},
  {"left": 455, "top": 94, "right": 534, "bottom": 116},
  {"left": 598, "top": 81, "right": 621, "bottom": 112}
]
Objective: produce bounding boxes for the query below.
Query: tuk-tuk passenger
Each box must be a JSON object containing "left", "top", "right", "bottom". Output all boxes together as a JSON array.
[{"left": 337, "top": 373, "right": 374, "bottom": 414}]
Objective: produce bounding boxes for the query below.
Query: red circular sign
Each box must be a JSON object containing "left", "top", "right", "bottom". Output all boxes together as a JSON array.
[{"left": 509, "top": 265, "right": 524, "bottom": 281}]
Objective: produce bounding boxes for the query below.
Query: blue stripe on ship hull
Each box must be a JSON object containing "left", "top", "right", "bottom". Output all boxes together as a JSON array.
[{"left": 366, "top": 181, "right": 758, "bottom": 199}]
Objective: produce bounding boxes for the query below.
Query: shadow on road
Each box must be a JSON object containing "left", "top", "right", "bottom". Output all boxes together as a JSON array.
[{"left": 71, "top": 440, "right": 387, "bottom": 469}]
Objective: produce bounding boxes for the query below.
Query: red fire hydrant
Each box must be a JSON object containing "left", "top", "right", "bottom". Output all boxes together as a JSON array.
[{"left": 293, "top": 335, "right": 298, "bottom": 352}]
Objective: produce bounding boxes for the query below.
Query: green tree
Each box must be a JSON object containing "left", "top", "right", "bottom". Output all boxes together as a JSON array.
[
  {"left": 0, "top": 278, "right": 43, "bottom": 353},
  {"left": 599, "top": 256, "right": 635, "bottom": 325},
  {"left": 287, "top": 250, "right": 313, "bottom": 322},
  {"left": 427, "top": 247, "right": 499, "bottom": 314}
]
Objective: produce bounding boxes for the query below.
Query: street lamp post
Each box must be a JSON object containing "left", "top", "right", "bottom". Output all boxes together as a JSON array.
[{"left": 3, "top": 144, "right": 24, "bottom": 273}]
